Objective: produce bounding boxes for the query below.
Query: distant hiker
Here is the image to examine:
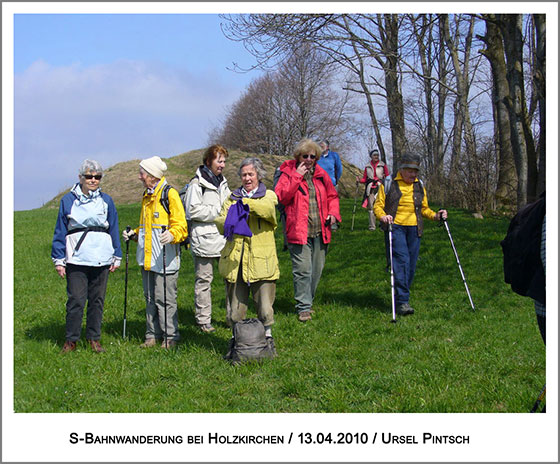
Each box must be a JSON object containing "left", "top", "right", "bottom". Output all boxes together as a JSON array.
[
  {"left": 357, "top": 148, "right": 389, "bottom": 231},
  {"left": 318, "top": 140, "right": 343, "bottom": 231},
  {"left": 374, "top": 152, "right": 447, "bottom": 316},
  {"left": 183, "top": 144, "right": 231, "bottom": 333},
  {"left": 52, "top": 159, "right": 122, "bottom": 353},
  {"left": 122, "top": 156, "right": 188, "bottom": 348},
  {"left": 275, "top": 139, "right": 341, "bottom": 322},
  {"left": 215, "top": 157, "right": 279, "bottom": 354}
]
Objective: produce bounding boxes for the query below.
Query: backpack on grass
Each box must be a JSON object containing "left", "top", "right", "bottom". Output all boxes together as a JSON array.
[
  {"left": 224, "top": 318, "right": 276, "bottom": 364},
  {"left": 500, "top": 192, "right": 545, "bottom": 304}
]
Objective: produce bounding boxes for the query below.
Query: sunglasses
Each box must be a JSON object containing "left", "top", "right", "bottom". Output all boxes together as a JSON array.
[
  {"left": 302, "top": 154, "right": 316, "bottom": 159},
  {"left": 83, "top": 174, "right": 102, "bottom": 180}
]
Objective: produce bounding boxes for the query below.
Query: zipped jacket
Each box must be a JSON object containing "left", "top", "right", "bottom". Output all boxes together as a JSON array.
[
  {"left": 374, "top": 172, "right": 436, "bottom": 237},
  {"left": 317, "top": 150, "right": 343, "bottom": 186},
  {"left": 275, "top": 160, "right": 341, "bottom": 245},
  {"left": 215, "top": 183, "right": 279, "bottom": 284},
  {"left": 135, "top": 177, "right": 188, "bottom": 273},
  {"left": 51, "top": 183, "right": 122, "bottom": 267},
  {"left": 185, "top": 166, "right": 230, "bottom": 258}
]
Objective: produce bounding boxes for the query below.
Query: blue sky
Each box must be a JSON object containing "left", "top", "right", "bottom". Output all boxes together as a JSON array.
[{"left": 12, "top": 13, "right": 261, "bottom": 210}]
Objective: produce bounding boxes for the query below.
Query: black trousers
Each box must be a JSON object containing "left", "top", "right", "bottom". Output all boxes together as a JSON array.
[{"left": 65, "top": 264, "right": 110, "bottom": 341}]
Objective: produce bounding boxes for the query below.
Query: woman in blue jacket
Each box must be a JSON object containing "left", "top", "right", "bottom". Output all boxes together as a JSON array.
[{"left": 51, "top": 159, "right": 122, "bottom": 353}]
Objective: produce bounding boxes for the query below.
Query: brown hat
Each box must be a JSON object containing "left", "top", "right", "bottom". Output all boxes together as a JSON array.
[{"left": 399, "top": 153, "right": 421, "bottom": 171}]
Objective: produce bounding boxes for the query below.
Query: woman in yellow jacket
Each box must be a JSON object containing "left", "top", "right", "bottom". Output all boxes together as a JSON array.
[
  {"left": 215, "top": 157, "right": 279, "bottom": 349},
  {"left": 123, "top": 156, "right": 188, "bottom": 348},
  {"left": 374, "top": 153, "right": 447, "bottom": 316}
]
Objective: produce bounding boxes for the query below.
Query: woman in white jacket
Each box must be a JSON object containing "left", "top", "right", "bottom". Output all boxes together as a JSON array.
[
  {"left": 185, "top": 145, "right": 231, "bottom": 332},
  {"left": 51, "top": 159, "right": 122, "bottom": 353}
]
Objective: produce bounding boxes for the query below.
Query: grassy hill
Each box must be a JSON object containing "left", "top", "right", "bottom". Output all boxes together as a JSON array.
[{"left": 43, "top": 148, "right": 364, "bottom": 208}]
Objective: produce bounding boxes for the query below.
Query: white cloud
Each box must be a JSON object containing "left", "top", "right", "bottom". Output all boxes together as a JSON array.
[{"left": 14, "top": 59, "right": 244, "bottom": 210}]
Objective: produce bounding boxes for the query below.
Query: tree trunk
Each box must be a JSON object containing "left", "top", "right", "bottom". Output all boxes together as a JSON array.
[
  {"left": 533, "top": 14, "right": 546, "bottom": 196},
  {"left": 480, "top": 14, "right": 517, "bottom": 208},
  {"left": 500, "top": 14, "right": 537, "bottom": 207},
  {"left": 350, "top": 36, "right": 387, "bottom": 162},
  {"left": 379, "top": 14, "right": 407, "bottom": 174}
]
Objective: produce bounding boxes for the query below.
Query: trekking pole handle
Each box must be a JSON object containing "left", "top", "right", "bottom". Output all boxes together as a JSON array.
[{"left": 124, "top": 225, "right": 132, "bottom": 242}]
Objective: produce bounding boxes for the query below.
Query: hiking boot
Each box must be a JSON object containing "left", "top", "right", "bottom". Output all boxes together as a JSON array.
[
  {"left": 61, "top": 340, "right": 77, "bottom": 353},
  {"left": 298, "top": 310, "right": 312, "bottom": 322},
  {"left": 198, "top": 323, "right": 216, "bottom": 333},
  {"left": 161, "top": 339, "right": 178, "bottom": 349},
  {"left": 140, "top": 338, "right": 158, "bottom": 348},
  {"left": 396, "top": 303, "right": 415, "bottom": 316},
  {"left": 87, "top": 339, "right": 106, "bottom": 353},
  {"left": 266, "top": 336, "right": 277, "bottom": 357}
]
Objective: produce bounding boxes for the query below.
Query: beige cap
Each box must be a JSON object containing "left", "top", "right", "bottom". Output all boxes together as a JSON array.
[{"left": 140, "top": 156, "right": 167, "bottom": 179}]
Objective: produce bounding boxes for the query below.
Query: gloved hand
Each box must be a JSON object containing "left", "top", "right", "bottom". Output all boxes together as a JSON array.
[
  {"left": 122, "top": 229, "right": 137, "bottom": 242},
  {"left": 160, "top": 230, "right": 174, "bottom": 245}
]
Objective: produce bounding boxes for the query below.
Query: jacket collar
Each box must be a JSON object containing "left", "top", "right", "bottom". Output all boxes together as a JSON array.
[
  {"left": 200, "top": 165, "right": 224, "bottom": 189},
  {"left": 144, "top": 177, "right": 167, "bottom": 197},
  {"left": 71, "top": 183, "right": 101, "bottom": 202},
  {"left": 231, "top": 181, "right": 266, "bottom": 200},
  {"left": 395, "top": 171, "right": 419, "bottom": 184}
]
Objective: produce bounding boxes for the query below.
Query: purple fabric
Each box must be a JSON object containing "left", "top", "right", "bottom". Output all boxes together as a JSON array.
[{"left": 223, "top": 200, "right": 253, "bottom": 240}]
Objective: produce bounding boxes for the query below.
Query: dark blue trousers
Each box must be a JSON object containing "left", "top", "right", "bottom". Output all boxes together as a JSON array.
[{"left": 390, "top": 225, "right": 421, "bottom": 306}]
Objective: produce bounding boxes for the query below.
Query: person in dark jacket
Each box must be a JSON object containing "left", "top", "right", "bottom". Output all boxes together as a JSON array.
[
  {"left": 52, "top": 159, "right": 122, "bottom": 353},
  {"left": 275, "top": 139, "right": 341, "bottom": 322}
]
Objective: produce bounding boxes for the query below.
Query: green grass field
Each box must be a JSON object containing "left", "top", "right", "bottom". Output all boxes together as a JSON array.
[{"left": 13, "top": 199, "right": 545, "bottom": 413}]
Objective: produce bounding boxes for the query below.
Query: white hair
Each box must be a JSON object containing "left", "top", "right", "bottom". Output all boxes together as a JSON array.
[{"left": 79, "top": 159, "right": 103, "bottom": 175}]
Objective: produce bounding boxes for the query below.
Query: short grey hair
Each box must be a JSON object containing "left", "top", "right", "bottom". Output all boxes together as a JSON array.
[
  {"left": 79, "top": 159, "right": 103, "bottom": 176},
  {"left": 238, "top": 157, "right": 267, "bottom": 181}
]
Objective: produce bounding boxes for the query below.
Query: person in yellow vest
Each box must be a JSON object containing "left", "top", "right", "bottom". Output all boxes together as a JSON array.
[
  {"left": 374, "top": 153, "right": 447, "bottom": 315},
  {"left": 122, "top": 156, "right": 188, "bottom": 348}
]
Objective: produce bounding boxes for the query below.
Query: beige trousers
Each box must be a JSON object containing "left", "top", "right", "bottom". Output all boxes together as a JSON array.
[{"left": 225, "top": 265, "right": 275, "bottom": 327}]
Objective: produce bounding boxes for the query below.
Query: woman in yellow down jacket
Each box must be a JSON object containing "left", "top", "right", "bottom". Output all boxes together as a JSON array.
[
  {"left": 215, "top": 157, "right": 279, "bottom": 351},
  {"left": 122, "top": 156, "right": 188, "bottom": 349}
]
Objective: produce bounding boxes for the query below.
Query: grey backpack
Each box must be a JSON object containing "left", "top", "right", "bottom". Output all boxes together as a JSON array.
[{"left": 225, "top": 318, "right": 276, "bottom": 364}]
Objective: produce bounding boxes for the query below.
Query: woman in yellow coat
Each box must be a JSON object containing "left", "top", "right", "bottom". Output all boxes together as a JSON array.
[{"left": 215, "top": 157, "right": 279, "bottom": 348}]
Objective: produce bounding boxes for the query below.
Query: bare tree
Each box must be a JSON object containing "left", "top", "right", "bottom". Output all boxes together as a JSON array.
[
  {"left": 221, "top": 14, "right": 409, "bottom": 170},
  {"left": 214, "top": 43, "right": 357, "bottom": 157},
  {"left": 219, "top": 13, "right": 543, "bottom": 210}
]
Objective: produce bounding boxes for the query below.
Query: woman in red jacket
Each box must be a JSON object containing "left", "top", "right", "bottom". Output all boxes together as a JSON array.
[{"left": 275, "top": 139, "right": 341, "bottom": 322}]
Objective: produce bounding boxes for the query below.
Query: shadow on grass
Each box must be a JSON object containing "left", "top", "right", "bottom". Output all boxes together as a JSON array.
[{"left": 320, "top": 288, "right": 392, "bottom": 315}]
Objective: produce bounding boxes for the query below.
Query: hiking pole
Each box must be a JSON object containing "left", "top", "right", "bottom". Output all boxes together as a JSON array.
[
  {"left": 388, "top": 223, "right": 396, "bottom": 323},
  {"left": 351, "top": 181, "right": 360, "bottom": 231},
  {"left": 122, "top": 226, "right": 131, "bottom": 339},
  {"left": 440, "top": 216, "right": 475, "bottom": 311},
  {"left": 162, "top": 225, "right": 168, "bottom": 348},
  {"left": 530, "top": 384, "right": 546, "bottom": 413}
]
